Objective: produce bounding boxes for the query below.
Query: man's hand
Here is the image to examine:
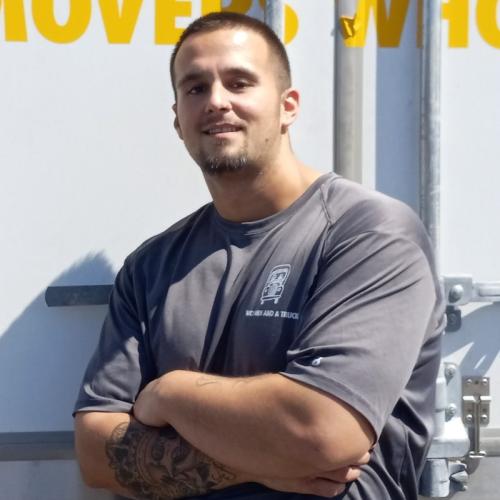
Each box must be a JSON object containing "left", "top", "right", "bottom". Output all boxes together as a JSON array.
[{"left": 259, "top": 452, "right": 370, "bottom": 497}]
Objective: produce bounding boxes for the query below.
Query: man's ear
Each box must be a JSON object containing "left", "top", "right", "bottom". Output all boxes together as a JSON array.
[
  {"left": 280, "top": 88, "right": 300, "bottom": 133},
  {"left": 172, "top": 103, "right": 183, "bottom": 140}
]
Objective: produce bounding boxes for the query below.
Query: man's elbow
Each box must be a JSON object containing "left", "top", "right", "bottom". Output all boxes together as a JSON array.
[
  {"left": 74, "top": 411, "right": 129, "bottom": 490},
  {"left": 75, "top": 444, "right": 109, "bottom": 490},
  {"left": 302, "top": 401, "right": 375, "bottom": 471},
  {"left": 74, "top": 423, "right": 109, "bottom": 488},
  {"left": 77, "top": 460, "right": 106, "bottom": 490},
  {"left": 306, "top": 426, "right": 372, "bottom": 472}
]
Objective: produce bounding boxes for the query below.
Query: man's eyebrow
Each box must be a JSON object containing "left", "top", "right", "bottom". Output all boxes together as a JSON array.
[
  {"left": 176, "top": 67, "right": 259, "bottom": 89},
  {"left": 176, "top": 70, "right": 206, "bottom": 90},
  {"left": 223, "top": 67, "right": 259, "bottom": 81}
]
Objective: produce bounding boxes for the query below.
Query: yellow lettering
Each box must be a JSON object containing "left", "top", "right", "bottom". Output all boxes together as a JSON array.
[
  {"left": 256, "top": 0, "right": 298, "bottom": 44},
  {"left": 98, "top": 0, "right": 143, "bottom": 44},
  {"left": 345, "top": 0, "right": 411, "bottom": 48},
  {"left": 442, "top": 0, "right": 469, "bottom": 47},
  {"left": 477, "top": 0, "right": 500, "bottom": 48},
  {"left": 222, "top": 0, "right": 252, "bottom": 14},
  {"left": 0, "top": 0, "right": 27, "bottom": 41},
  {"left": 201, "top": 0, "right": 221, "bottom": 16},
  {"left": 32, "top": 0, "right": 91, "bottom": 43},
  {"left": 283, "top": 4, "right": 298, "bottom": 44},
  {"left": 155, "top": 0, "right": 191, "bottom": 44}
]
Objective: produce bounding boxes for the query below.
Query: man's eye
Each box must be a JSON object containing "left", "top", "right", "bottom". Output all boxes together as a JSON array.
[
  {"left": 187, "top": 85, "right": 205, "bottom": 95},
  {"left": 230, "top": 80, "right": 251, "bottom": 90}
]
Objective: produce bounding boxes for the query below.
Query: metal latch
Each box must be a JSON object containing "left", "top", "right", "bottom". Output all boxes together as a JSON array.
[
  {"left": 462, "top": 377, "right": 491, "bottom": 458},
  {"left": 442, "top": 275, "right": 500, "bottom": 332},
  {"left": 419, "top": 363, "right": 470, "bottom": 497}
]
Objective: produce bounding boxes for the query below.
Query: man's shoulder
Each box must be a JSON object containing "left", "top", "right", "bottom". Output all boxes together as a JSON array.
[
  {"left": 323, "top": 175, "right": 428, "bottom": 245},
  {"left": 124, "top": 203, "right": 213, "bottom": 269}
]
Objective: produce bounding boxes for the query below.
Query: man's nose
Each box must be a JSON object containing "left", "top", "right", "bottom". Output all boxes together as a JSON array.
[{"left": 205, "top": 83, "right": 231, "bottom": 113}]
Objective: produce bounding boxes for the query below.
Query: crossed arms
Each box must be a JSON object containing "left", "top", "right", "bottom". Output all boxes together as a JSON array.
[
  {"left": 75, "top": 371, "right": 374, "bottom": 499},
  {"left": 75, "top": 207, "right": 437, "bottom": 498}
]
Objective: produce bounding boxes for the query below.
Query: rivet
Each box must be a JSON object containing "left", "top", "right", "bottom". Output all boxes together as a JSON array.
[
  {"left": 446, "top": 404, "right": 457, "bottom": 418},
  {"left": 449, "top": 284, "right": 464, "bottom": 303},
  {"left": 445, "top": 365, "right": 456, "bottom": 379}
]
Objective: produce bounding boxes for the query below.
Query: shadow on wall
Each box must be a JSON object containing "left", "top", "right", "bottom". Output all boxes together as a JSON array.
[
  {"left": 442, "top": 304, "right": 500, "bottom": 377},
  {"left": 0, "top": 253, "right": 115, "bottom": 432}
]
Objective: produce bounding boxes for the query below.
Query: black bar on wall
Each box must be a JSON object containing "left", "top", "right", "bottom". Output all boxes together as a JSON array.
[
  {"left": 45, "top": 285, "right": 113, "bottom": 307},
  {"left": 0, "top": 431, "right": 74, "bottom": 461}
]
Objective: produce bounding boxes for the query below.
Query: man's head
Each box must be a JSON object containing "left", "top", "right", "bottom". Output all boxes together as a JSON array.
[{"left": 169, "top": 12, "right": 299, "bottom": 177}]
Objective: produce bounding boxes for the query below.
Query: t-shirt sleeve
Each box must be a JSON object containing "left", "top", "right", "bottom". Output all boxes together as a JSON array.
[
  {"left": 73, "top": 259, "right": 151, "bottom": 415},
  {"left": 280, "top": 225, "right": 439, "bottom": 439}
]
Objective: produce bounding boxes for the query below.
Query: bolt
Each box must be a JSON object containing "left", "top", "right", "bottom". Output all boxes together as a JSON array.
[
  {"left": 449, "top": 284, "right": 464, "bottom": 303},
  {"left": 481, "top": 414, "right": 488, "bottom": 423},
  {"left": 446, "top": 404, "right": 457, "bottom": 419},
  {"left": 466, "top": 378, "right": 473, "bottom": 385},
  {"left": 465, "top": 414, "right": 474, "bottom": 423},
  {"left": 445, "top": 365, "right": 456, "bottom": 379},
  {"left": 482, "top": 378, "right": 488, "bottom": 386}
]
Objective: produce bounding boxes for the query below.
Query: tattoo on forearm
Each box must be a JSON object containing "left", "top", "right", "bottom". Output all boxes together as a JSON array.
[{"left": 105, "top": 421, "right": 237, "bottom": 499}]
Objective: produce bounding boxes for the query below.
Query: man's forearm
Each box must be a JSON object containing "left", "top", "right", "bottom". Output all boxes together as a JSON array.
[
  {"left": 106, "top": 420, "right": 241, "bottom": 498},
  {"left": 134, "top": 371, "right": 374, "bottom": 479},
  {"left": 75, "top": 412, "right": 245, "bottom": 499}
]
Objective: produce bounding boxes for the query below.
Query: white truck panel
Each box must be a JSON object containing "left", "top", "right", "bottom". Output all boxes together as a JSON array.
[{"left": 1, "top": 1, "right": 499, "bottom": 498}]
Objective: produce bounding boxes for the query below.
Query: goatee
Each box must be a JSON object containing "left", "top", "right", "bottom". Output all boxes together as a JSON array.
[{"left": 201, "top": 155, "right": 249, "bottom": 176}]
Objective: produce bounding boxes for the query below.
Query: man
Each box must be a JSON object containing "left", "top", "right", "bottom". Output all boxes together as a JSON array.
[{"left": 74, "top": 12, "right": 445, "bottom": 500}]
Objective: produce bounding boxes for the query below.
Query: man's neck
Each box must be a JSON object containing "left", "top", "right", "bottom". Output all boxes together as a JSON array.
[{"left": 204, "top": 156, "right": 322, "bottom": 223}]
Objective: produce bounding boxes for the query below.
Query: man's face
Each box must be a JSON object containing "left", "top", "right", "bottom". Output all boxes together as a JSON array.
[{"left": 172, "top": 28, "right": 286, "bottom": 175}]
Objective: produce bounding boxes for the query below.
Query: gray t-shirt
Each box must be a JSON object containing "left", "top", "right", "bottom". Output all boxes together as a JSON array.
[{"left": 75, "top": 173, "right": 445, "bottom": 499}]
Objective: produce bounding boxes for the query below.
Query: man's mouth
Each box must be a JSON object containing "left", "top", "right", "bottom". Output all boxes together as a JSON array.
[{"left": 203, "top": 124, "right": 242, "bottom": 135}]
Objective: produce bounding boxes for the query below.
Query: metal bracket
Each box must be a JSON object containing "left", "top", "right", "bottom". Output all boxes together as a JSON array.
[
  {"left": 462, "top": 377, "right": 491, "bottom": 458},
  {"left": 443, "top": 275, "right": 500, "bottom": 307},
  {"left": 427, "top": 363, "right": 470, "bottom": 459},
  {"left": 420, "top": 459, "right": 469, "bottom": 497},
  {"left": 449, "top": 461, "right": 468, "bottom": 491},
  {"left": 420, "top": 363, "right": 470, "bottom": 497},
  {"left": 442, "top": 275, "right": 500, "bottom": 333}
]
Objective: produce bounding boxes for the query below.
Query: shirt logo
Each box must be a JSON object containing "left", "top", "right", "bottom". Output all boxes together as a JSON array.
[{"left": 260, "top": 264, "right": 291, "bottom": 305}]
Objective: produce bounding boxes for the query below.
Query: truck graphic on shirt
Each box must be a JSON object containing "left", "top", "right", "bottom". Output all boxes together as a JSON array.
[{"left": 260, "top": 264, "right": 291, "bottom": 305}]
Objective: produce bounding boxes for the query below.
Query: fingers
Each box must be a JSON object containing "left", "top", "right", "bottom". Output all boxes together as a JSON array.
[
  {"left": 317, "top": 451, "right": 372, "bottom": 484},
  {"left": 258, "top": 452, "right": 372, "bottom": 497},
  {"left": 319, "top": 465, "right": 361, "bottom": 483},
  {"left": 358, "top": 451, "right": 371, "bottom": 465}
]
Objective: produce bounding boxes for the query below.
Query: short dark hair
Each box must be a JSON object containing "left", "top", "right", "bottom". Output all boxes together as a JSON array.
[{"left": 170, "top": 12, "right": 291, "bottom": 98}]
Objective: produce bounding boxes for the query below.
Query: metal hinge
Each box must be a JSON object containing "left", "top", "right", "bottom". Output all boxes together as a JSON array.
[{"left": 462, "top": 377, "right": 492, "bottom": 458}]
